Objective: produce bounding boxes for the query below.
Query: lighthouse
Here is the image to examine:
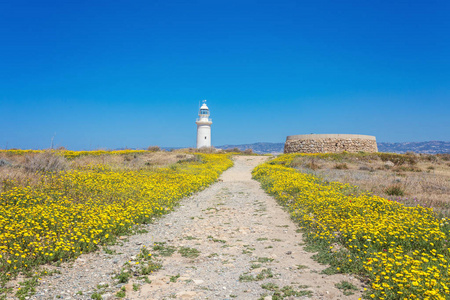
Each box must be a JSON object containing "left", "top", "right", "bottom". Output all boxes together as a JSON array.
[{"left": 196, "top": 100, "right": 212, "bottom": 148}]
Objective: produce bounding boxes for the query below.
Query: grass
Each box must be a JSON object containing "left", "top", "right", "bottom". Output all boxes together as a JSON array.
[
  {"left": 96, "top": 283, "right": 108, "bottom": 289},
  {"left": 253, "top": 257, "right": 274, "bottom": 263},
  {"left": 153, "top": 242, "right": 177, "bottom": 257},
  {"left": 207, "top": 236, "right": 226, "bottom": 243},
  {"left": 110, "top": 247, "right": 162, "bottom": 299},
  {"left": 0, "top": 150, "right": 199, "bottom": 191},
  {"left": 102, "top": 246, "right": 117, "bottom": 255},
  {"left": 139, "top": 262, "right": 162, "bottom": 275},
  {"left": 14, "top": 268, "right": 62, "bottom": 300},
  {"left": 335, "top": 281, "right": 358, "bottom": 296},
  {"left": 261, "top": 282, "right": 279, "bottom": 291},
  {"left": 16, "top": 277, "right": 39, "bottom": 300},
  {"left": 115, "top": 269, "right": 131, "bottom": 283},
  {"left": 334, "top": 163, "right": 349, "bottom": 170},
  {"left": 256, "top": 268, "right": 274, "bottom": 280},
  {"left": 288, "top": 152, "right": 450, "bottom": 216},
  {"left": 242, "top": 245, "right": 255, "bottom": 254},
  {"left": 253, "top": 153, "right": 450, "bottom": 299},
  {"left": 260, "top": 284, "right": 312, "bottom": 299},
  {"left": 143, "top": 277, "right": 152, "bottom": 284},
  {"left": 116, "top": 286, "right": 126, "bottom": 298},
  {"left": 91, "top": 292, "right": 102, "bottom": 300},
  {"left": 296, "top": 264, "right": 308, "bottom": 270},
  {"left": 238, "top": 274, "right": 256, "bottom": 282},
  {"left": 169, "top": 274, "right": 180, "bottom": 283},
  {"left": 384, "top": 183, "right": 405, "bottom": 196},
  {"left": 0, "top": 151, "right": 233, "bottom": 299},
  {"left": 115, "top": 246, "right": 162, "bottom": 288},
  {"left": 178, "top": 247, "right": 200, "bottom": 258},
  {"left": 239, "top": 268, "right": 273, "bottom": 282}
]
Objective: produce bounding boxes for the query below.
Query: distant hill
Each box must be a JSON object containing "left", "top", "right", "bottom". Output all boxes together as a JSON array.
[
  {"left": 377, "top": 141, "right": 450, "bottom": 154},
  {"left": 218, "top": 141, "right": 450, "bottom": 154}
]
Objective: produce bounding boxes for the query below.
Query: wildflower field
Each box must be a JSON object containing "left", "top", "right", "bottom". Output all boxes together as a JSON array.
[
  {"left": 0, "top": 149, "right": 149, "bottom": 158},
  {"left": 253, "top": 154, "right": 450, "bottom": 300},
  {"left": 0, "top": 151, "right": 232, "bottom": 293}
]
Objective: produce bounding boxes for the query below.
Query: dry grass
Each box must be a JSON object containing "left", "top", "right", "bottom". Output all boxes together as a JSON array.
[
  {"left": 291, "top": 153, "right": 450, "bottom": 216},
  {"left": 0, "top": 151, "right": 194, "bottom": 191},
  {"left": 175, "top": 147, "right": 256, "bottom": 155}
]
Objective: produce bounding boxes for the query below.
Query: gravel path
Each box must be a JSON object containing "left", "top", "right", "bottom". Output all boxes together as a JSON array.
[{"left": 29, "top": 156, "right": 363, "bottom": 300}]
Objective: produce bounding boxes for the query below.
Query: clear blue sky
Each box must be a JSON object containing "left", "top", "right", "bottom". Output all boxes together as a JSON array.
[{"left": 1, "top": 0, "right": 449, "bottom": 149}]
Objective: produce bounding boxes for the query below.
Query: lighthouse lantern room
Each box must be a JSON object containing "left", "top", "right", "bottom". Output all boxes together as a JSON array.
[{"left": 196, "top": 100, "right": 212, "bottom": 148}]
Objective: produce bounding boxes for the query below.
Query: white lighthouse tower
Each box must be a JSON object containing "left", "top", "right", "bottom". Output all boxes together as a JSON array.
[{"left": 196, "top": 100, "right": 212, "bottom": 148}]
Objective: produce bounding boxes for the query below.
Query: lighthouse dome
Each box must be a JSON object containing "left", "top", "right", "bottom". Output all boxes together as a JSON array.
[{"left": 199, "top": 101, "right": 210, "bottom": 116}]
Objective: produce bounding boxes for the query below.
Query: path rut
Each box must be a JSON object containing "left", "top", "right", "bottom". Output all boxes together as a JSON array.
[{"left": 31, "top": 156, "right": 363, "bottom": 300}]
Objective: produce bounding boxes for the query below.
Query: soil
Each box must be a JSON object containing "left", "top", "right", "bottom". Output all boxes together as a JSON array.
[{"left": 29, "top": 156, "right": 363, "bottom": 300}]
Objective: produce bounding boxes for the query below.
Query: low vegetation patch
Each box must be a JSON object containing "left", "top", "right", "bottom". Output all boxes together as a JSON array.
[
  {"left": 153, "top": 242, "right": 177, "bottom": 257},
  {"left": 178, "top": 247, "right": 200, "bottom": 258},
  {"left": 253, "top": 154, "right": 450, "bottom": 300},
  {"left": 0, "top": 151, "right": 233, "bottom": 298},
  {"left": 253, "top": 257, "right": 274, "bottom": 263},
  {"left": 239, "top": 268, "right": 274, "bottom": 282},
  {"left": 112, "top": 246, "right": 161, "bottom": 299},
  {"left": 384, "top": 183, "right": 405, "bottom": 196},
  {"left": 335, "top": 280, "right": 358, "bottom": 296},
  {"left": 287, "top": 151, "right": 450, "bottom": 216},
  {"left": 259, "top": 284, "right": 312, "bottom": 299}
]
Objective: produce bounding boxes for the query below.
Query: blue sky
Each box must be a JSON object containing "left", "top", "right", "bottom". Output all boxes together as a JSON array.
[{"left": 1, "top": 0, "right": 449, "bottom": 149}]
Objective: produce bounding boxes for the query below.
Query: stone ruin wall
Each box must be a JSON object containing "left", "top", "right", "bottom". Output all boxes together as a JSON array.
[{"left": 284, "top": 134, "right": 378, "bottom": 154}]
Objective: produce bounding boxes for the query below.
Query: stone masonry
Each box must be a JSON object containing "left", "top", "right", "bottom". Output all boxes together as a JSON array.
[{"left": 284, "top": 134, "right": 378, "bottom": 154}]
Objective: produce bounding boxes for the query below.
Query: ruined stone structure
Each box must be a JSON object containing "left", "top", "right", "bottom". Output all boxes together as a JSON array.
[{"left": 284, "top": 134, "right": 378, "bottom": 154}]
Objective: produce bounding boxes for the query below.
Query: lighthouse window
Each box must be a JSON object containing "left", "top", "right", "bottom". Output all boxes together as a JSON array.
[
  {"left": 200, "top": 109, "right": 208, "bottom": 114},
  {"left": 205, "top": 137, "right": 207, "bottom": 139}
]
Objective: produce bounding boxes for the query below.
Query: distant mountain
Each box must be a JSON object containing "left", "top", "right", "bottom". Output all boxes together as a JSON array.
[
  {"left": 377, "top": 141, "right": 450, "bottom": 154},
  {"left": 218, "top": 141, "right": 450, "bottom": 154}
]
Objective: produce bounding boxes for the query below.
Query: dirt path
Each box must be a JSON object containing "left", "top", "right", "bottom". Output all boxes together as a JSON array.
[{"left": 31, "top": 156, "right": 362, "bottom": 300}]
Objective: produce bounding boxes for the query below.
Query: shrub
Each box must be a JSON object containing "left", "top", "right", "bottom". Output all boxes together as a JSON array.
[
  {"left": 423, "top": 154, "right": 438, "bottom": 163},
  {"left": 437, "top": 154, "right": 450, "bottom": 161},
  {"left": 306, "top": 159, "right": 320, "bottom": 170},
  {"left": 243, "top": 149, "right": 253, "bottom": 155},
  {"left": 24, "top": 151, "right": 69, "bottom": 173},
  {"left": 379, "top": 153, "right": 417, "bottom": 166},
  {"left": 225, "top": 147, "right": 241, "bottom": 153},
  {"left": 384, "top": 183, "right": 405, "bottom": 196},
  {"left": 147, "top": 146, "right": 160, "bottom": 152},
  {"left": 196, "top": 147, "right": 216, "bottom": 153},
  {"left": 359, "top": 165, "right": 373, "bottom": 171},
  {"left": 334, "top": 163, "right": 348, "bottom": 170},
  {"left": 0, "top": 159, "right": 12, "bottom": 167},
  {"left": 393, "top": 166, "right": 421, "bottom": 172}
]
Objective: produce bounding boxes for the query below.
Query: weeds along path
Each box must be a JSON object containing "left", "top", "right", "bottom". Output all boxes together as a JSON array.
[{"left": 31, "top": 156, "right": 362, "bottom": 300}]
